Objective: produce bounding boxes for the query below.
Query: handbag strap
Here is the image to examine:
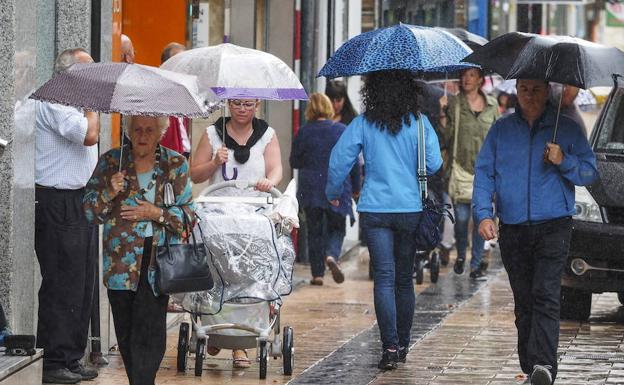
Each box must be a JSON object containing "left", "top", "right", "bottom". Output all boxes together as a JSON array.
[
  {"left": 416, "top": 113, "right": 428, "bottom": 200},
  {"left": 452, "top": 98, "right": 460, "bottom": 161},
  {"left": 163, "top": 209, "right": 204, "bottom": 257}
]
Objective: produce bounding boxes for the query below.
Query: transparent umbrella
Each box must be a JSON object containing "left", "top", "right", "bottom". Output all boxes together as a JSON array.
[{"left": 161, "top": 43, "right": 308, "bottom": 180}]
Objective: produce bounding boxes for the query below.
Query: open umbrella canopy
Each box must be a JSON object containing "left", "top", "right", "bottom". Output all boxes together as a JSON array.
[
  {"left": 161, "top": 43, "right": 307, "bottom": 100},
  {"left": 436, "top": 27, "right": 488, "bottom": 50},
  {"left": 30, "top": 62, "right": 220, "bottom": 117},
  {"left": 464, "top": 32, "right": 624, "bottom": 89},
  {"left": 318, "top": 23, "right": 475, "bottom": 78}
]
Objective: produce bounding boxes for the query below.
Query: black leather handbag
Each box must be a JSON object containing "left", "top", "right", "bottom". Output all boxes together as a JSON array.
[
  {"left": 155, "top": 212, "right": 213, "bottom": 294},
  {"left": 414, "top": 113, "right": 454, "bottom": 251}
]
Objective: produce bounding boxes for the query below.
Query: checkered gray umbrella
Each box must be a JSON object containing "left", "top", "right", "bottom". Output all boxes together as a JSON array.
[{"left": 30, "top": 62, "right": 220, "bottom": 117}]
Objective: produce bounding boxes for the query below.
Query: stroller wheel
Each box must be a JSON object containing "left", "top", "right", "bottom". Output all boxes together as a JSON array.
[
  {"left": 430, "top": 251, "right": 440, "bottom": 284},
  {"left": 259, "top": 341, "right": 268, "bottom": 379},
  {"left": 282, "top": 326, "right": 294, "bottom": 376},
  {"left": 414, "top": 258, "right": 424, "bottom": 285},
  {"left": 195, "top": 338, "right": 205, "bottom": 377},
  {"left": 177, "top": 322, "right": 189, "bottom": 372}
]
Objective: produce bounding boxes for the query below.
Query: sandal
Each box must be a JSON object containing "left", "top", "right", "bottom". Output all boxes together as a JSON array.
[
  {"left": 232, "top": 349, "right": 251, "bottom": 369},
  {"left": 206, "top": 346, "right": 221, "bottom": 356}
]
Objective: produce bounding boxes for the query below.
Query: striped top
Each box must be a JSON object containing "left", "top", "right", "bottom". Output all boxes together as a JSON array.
[{"left": 35, "top": 101, "right": 98, "bottom": 189}]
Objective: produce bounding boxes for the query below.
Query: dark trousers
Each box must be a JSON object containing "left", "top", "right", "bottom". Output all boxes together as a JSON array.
[
  {"left": 108, "top": 238, "right": 169, "bottom": 385},
  {"left": 304, "top": 207, "right": 346, "bottom": 278},
  {"left": 34, "top": 186, "right": 97, "bottom": 370},
  {"left": 499, "top": 217, "right": 572, "bottom": 380}
]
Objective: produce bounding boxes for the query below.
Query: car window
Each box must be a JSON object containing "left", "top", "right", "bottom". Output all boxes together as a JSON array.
[{"left": 596, "top": 87, "right": 624, "bottom": 153}]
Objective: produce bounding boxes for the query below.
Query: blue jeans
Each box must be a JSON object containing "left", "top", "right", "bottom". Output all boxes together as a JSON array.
[
  {"left": 305, "top": 207, "right": 346, "bottom": 278},
  {"left": 360, "top": 212, "right": 421, "bottom": 350},
  {"left": 454, "top": 202, "right": 485, "bottom": 270}
]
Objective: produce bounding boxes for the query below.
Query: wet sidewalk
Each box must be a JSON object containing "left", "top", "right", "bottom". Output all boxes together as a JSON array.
[{"left": 82, "top": 245, "right": 624, "bottom": 385}]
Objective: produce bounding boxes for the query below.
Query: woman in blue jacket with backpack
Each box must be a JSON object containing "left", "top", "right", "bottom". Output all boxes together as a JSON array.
[{"left": 326, "top": 70, "right": 442, "bottom": 370}]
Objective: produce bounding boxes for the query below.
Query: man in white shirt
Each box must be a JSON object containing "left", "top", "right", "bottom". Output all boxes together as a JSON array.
[{"left": 35, "top": 48, "right": 100, "bottom": 384}]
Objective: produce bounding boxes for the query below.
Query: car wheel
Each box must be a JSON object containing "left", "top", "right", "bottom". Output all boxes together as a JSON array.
[{"left": 560, "top": 286, "right": 592, "bottom": 321}]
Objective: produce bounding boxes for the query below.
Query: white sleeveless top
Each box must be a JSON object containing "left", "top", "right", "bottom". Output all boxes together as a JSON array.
[{"left": 206, "top": 124, "right": 275, "bottom": 184}]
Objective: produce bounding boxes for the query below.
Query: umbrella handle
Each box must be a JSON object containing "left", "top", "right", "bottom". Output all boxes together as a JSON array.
[
  {"left": 552, "top": 86, "right": 565, "bottom": 144},
  {"left": 221, "top": 163, "right": 238, "bottom": 181}
]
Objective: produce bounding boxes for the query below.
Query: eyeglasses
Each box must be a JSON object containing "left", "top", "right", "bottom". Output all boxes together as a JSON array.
[{"left": 229, "top": 100, "right": 257, "bottom": 110}]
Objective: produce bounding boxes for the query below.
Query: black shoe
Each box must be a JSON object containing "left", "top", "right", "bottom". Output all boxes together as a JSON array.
[
  {"left": 42, "top": 368, "right": 82, "bottom": 384},
  {"left": 70, "top": 364, "right": 99, "bottom": 380},
  {"left": 398, "top": 346, "right": 408, "bottom": 363},
  {"left": 378, "top": 349, "right": 399, "bottom": 370},
  {"left": 453, "top": 257, "right": 465, "bottom": 275},
  {"left": 469, "top": 268, "right": 487, "bottom": 281},
  {"left": 530, "top": 365, "right": 553, "bottom": 385}
]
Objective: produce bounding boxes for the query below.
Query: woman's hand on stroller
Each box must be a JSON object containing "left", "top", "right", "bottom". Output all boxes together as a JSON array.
[{"left": 255, "top": 178, "right": 274, "bottom": 192}]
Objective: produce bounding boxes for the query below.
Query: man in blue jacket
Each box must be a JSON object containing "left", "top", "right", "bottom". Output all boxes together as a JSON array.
[{"left": 473, "top": 79, "right": 598, "bottom": 385}]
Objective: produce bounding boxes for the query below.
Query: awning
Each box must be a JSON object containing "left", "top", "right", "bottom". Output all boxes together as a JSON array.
[{"left": 516, "top": 0, "right": 594, "bottom": 4}]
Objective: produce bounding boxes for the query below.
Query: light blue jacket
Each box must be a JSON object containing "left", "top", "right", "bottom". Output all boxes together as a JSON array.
[
  {"left": 472, "top": 107, "right": 598, "bottom": 225},
  {"left": 326, "top": 114, "right": 442, "bottom": 213}
]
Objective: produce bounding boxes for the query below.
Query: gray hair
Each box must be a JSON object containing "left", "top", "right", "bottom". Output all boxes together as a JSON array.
[
  {"left": 53, "top": 48, "right": 88, "bottom": 73},
  {"left": 122, "top": 115, "right": 169, "bottom": 140}
]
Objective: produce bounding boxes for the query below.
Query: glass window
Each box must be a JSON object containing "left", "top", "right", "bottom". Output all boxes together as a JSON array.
[{"left": 596, "top": 87, "right": 624, "bottom": 153}]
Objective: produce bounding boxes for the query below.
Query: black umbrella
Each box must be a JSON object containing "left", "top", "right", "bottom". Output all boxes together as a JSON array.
[
  {"left": 465, "top": 32, "right": 624, "bottom": 142},
  {"left": 463, "top": 32, "right": 624, "bottom": 89},
  {"left": 436, "top": 27, "right": 488, "bottom": 51}
]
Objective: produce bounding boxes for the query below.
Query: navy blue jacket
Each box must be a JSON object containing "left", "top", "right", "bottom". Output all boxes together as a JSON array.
[
  {"left": 290, "top": 119, "right": 360, "bottom": 219},
  {"left": 473, "top": 106, "right": 598, "bottom": 225}
]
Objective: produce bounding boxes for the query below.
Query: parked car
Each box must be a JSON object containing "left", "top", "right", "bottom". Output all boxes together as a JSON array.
[{"left": 561, "top": 77, "right": 624, "bottom": 321}]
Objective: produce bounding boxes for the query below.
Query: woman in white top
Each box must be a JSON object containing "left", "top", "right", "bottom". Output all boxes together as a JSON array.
[
  {"left": 191, "top": 99, "right": 282, "bottom": 192},
  {"left": 190, "top": 98, "right": 283, "bottom": 368}
]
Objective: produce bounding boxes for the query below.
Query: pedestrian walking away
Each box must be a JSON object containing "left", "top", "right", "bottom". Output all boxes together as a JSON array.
[
  {"left": 83, "top": 115, "right": 195, "bottom": 385},
  {"left": 290, "top": 93, "right": 360, "bottom": 285},
  {"left": 441, "top": 68, "right": 499, "bottom": 279},
  {"left": 473, "top": 78, "right": 598, "bottom": 384},
  {"left": 34, "top": 48, "right": 100, "bottom": 385},
  {"left": 326, "top": 70, "right": 442, "bottom": 371}
]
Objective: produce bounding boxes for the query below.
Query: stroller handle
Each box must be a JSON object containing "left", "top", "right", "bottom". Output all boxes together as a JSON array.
[{"left": 202, "top": 180, "right": 282, "bottom": 198}]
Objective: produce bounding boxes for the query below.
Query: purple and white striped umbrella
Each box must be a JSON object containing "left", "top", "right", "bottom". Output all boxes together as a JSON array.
[
  {"left": 161, "top": 43, "right": 308, "bottom": 101},
  {"left": 30, "top": 62, "right": 221, "bottom": 117}
]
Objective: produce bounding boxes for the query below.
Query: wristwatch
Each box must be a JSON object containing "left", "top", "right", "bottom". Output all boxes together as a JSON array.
[{"left": 158, "top": 209, "right": 166, "bottom": 224}]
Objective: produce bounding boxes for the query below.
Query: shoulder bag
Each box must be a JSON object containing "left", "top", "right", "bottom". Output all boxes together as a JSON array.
[
  {"left": 448, "top": 101, "right": 474, "bottom": 203},
  {"left": 414, "top": 113, "right": 454, "bottom": 251}
]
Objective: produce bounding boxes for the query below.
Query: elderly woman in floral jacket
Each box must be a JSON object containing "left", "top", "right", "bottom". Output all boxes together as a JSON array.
[{"left": 83, "top": 115, "right": 194, "bottom": 385}]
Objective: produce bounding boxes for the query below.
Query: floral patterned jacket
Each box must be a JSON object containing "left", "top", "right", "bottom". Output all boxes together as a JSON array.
[{"left": 83, "top": 146, "right": 195, "bottom": 293}]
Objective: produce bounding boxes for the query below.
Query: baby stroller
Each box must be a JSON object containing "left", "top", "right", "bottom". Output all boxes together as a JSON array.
[
  {"left": 413, "top": 173, "right": 449, "bottom": 285},
  {"left": 175, "top": 180, "right": 297, "bottom": 380}
]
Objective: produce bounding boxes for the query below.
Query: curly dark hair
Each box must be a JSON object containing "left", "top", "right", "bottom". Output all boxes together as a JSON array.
[{"left": 361, "top": 70, "right": 423, "bottom": 134}]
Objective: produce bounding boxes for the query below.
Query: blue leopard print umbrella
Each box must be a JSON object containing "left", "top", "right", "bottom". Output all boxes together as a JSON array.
[{"left": 318, "top": 23, "right": 476, "bottom": 78}]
